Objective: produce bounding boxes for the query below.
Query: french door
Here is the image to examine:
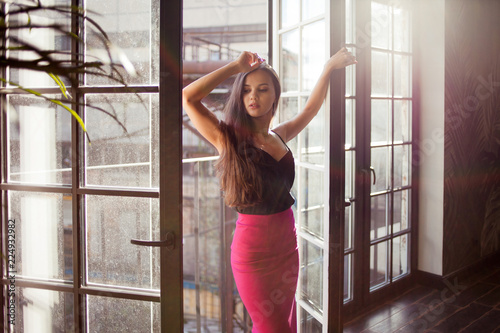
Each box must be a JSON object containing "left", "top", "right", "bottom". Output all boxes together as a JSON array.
[
  {"left": 343, "top": 0, "right": 416, "bottom": 319},
  {"left": 275, "top": 0, "right": 346, "bottom": 331},
  {"left": 1, "top": 0, "right": 183, "bottom": 331}
]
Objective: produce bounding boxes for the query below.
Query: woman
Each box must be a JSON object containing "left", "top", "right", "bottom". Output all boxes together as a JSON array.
[{"left": 182, "top": 48, "right": 356, "bottom": 332}]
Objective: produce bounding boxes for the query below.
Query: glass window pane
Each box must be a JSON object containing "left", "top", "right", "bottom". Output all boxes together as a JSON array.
[
  {"left": 345, "top": 0, "right": 356, "bottom": 44},
  {"left": 371, "top": 146, "right": 391, "bottom": 192},
  {"left": 7, "top": 95, "right": 72, "bottom": 185},
  {"left": 371, "top": 99, "right": 391, "bottom": 144},
  {"left": 85, "top": 195, "right": 160, "bottom": 289},
  {"left": 281, "top": 29, "right": 300, "bottom": 92},
  {"left": 394, "top": 144, "right": 411, "bottom": 188},
  {"left": 182, "top": 160, "right": 223, "bottom": 329},
  {"left": 8, "top": 288, "right": 74, "bottom": 332},
  {"left": 345, "top": 150, "right": 355, "bottom": 199},
  {"left": 281, "top": 0, "right": 300, "bottom": 28},
  {"left": 8, "top": 191, "right": 72, "bottom": 281},
  {"left": 300, "top": 307, "right": 323, "bottom": 332},
  {"left": 346, "top": 49, "right": 357, "bottom": 97},
  {"left": 85, "top": 0, "right": 160, "bottom": 85},
  {"left": 300, "top": 168, "right": 324, "bottom": 238},
  {"left": 84, "top": 93, "right": 159, "bottom": 188},
  {"left": 300, "top": 239, "right": 323, "bottom": 311},
  {"left": 371, "top": 194, "right": 388, "bottom": 240},
  {"left": 291, "top": 166, "right": 299, "bottom": 219},
  {"left": 371, "top": 50, "right": 392, "bottom": 97},
  {"left": 345, "top": 205, "right": 350, "bottom": 248},
  {"left": 393, "top": 190, "right": 410, "bottom": 233},
  {"left": 301, "top": 98, "right": 325, "bottom": 165},
  {"left": 394, "top": 6, "right": 411, "bottom": 52},
  {"left": 87, "top": 295, "right": 160, "bottom": 332},
  {"left": 345, "top": 99, "right": 355, "bottom": 148},
  {"left": 394, "top": 54, "right": 411, "bottom": 97},
  {"left": 392, "top": 234, "right": 409, "bottom": 279},
  {"left": 302, "top": 20, "right": 325, "bottom": 91},
  {"left": 8, "top": 4, "right": 71, "bottom": 87},
  {"left": 370, "top": 241, "right": 388, "bottom": 289},
  {"left": 394, "top": 100, "right": 411, "bottom": 143},
  {"left": 343, "top": 254, "right": 353, "bottom": 302},
  {"left": 302, "top": 0, "right": 325, "bottom": 21},
  {"left": 281, "top": 97, "right": 299, "bottom": 156},
  {"left": 371, "top": 1, "right": 392, "bottom": 50}
]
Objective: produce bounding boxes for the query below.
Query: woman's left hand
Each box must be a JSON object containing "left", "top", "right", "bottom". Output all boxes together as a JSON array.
[{"left": 325, "top": 47, "right": 357, "bottom": 71}]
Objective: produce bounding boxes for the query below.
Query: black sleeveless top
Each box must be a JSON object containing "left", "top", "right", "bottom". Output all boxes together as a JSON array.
[{"left": 236, "top": 132, "right": 295, "bottom": 215}]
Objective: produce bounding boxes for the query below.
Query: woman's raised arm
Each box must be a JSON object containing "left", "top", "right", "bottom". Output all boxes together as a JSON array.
[
  {"left": 273, "top": 47, "right": 356, "bottom": 142},
  {"left": 182, "top": 52, "right": 264, "bottom": 153}
]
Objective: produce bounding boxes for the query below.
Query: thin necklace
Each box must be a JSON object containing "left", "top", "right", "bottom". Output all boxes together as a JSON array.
[{"left": 256, "top": 131, "right": 271, "bottom": 148}]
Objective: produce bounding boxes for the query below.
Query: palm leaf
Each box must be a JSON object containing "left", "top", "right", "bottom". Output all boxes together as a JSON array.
[
  {"left": 1, "top": 77, "right": 91, "bottom": 143},
  {"left": 0, "top": 0, "right": 140, "bottom": 141},
  {"left": 48, "top": 73, "right": 70, "bottom": 99}
]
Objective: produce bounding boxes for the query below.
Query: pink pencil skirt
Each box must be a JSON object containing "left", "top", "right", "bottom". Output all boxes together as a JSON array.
[{"left": 231, "top": 207, "right": 299, "bottom": 333}]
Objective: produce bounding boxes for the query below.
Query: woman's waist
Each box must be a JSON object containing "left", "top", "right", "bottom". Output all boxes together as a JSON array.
[
  {"left": 235, "top": 187, "right": 295, "bottom": 215},
  {"left": 236, "top": 206, "right": 294, "bottom": 225},
  {"left": 232, "top": 207, "right": 297, "bottom": 252}
]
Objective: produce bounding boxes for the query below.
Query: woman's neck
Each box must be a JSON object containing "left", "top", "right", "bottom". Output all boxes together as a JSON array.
[
  {"left": 254, "top": 128, "right": 271, "bottom": 137},
  {"left": 250, "top": 115, "right": 273, "bottom": 138}
]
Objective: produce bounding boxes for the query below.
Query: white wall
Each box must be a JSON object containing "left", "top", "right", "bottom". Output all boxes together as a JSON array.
[{"left": 416, "top": 0, "right": 445, "bottom": 276}]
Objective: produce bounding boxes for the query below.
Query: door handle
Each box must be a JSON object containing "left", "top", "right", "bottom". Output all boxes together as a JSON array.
[
  {"left": 370, "top": 166, "right": 376, "bottom": 185},
  {"left": 361, "top": 166, "right": 377, "bottom": 185},
  {"left": 131, "top": 231, "right": 175, "bottom": 251}
]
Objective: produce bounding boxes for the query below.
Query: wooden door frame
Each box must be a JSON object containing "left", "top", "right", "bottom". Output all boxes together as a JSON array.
[
  {"left": 159, "top": 0, "right": 183, "bottom": 330},
  {"left": 328, "top": 0, "right": 347, "bottom": 332},
  {"left": 342, "top": 0, "right": 419, "bottom": 321},
  {"left": 0, "top": 0, "right": 185, "bottom": 330}
]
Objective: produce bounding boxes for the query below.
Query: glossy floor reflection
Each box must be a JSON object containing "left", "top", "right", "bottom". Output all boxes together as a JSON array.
[{"left": 344, "top": 264, "right": 500, "bottom": 333}]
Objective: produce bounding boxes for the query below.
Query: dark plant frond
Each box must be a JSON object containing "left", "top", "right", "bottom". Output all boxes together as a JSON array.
[
  {"left": 83, "top": 102, "right": 130, "bottom": 137},
  {"left": 1, "top": 23, "right": 79, "bottom": 40},
  {"left": 1, "top": 27, "right": 133, "bottom": 85},
  {"left": 2, "top": 1, "right": 101, "bottom": 22},
  {"left": 0, "top": 0, "right": 141, "bottom": 142},
  {"left": 0, "top": 77, "right": 90, "bottom": 142}
]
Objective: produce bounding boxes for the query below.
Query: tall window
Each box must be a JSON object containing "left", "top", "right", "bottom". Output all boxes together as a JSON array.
[
  {"left": 1, "top": 0, "right": 167, "bottom": 331},
  {"left": 368, "top": 0, "right": 412, "bottom": 291},
  {"left": 276, "top": 0, "right": 331, "bottom": 331},
  {"left": 343, "top": 0, "right": 415, "bottom": 318}
]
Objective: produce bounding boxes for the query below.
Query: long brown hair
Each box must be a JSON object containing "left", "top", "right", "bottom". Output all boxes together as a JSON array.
[{"left": 215, "top": 63, "right": 281, "bottom": 208}]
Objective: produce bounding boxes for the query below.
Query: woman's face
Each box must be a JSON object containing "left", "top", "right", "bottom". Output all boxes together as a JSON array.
[{"left": 242, "top": 69, "right": 276, "bottom": 119}]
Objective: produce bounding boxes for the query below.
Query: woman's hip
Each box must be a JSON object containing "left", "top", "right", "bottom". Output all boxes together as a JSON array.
[{"left": 231, "top": 207, "right": 297, "bottom": 254}]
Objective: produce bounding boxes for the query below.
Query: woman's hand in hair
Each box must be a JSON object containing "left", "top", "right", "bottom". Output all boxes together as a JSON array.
[
  {"left": 325, "top": 47, "right": 357, "bottom": 72},
  {"left": 234, "top": 51, "right": 265, "bottom": 73}
]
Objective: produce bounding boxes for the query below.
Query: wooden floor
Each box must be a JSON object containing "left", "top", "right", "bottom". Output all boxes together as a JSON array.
[{"left": 343, "top": 263, "right": 500, "bottom": 333}]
